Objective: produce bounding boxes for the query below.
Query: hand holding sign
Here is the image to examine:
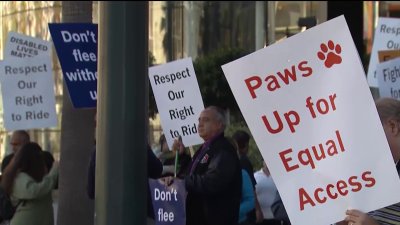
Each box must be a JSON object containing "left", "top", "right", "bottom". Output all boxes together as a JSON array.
[
  {"left": 149, "top": 58, "right": 204, "bottom": 149},
  {"left": 222, "top": 15, "right": 400, "bottom": 225},
  {"left": 161, "top": 176, "right": 175, "bottom": 186}
]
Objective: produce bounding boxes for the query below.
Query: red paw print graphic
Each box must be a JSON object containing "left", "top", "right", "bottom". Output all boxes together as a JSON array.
[{"left": 317, "top": 40, "right": 342, "bottom": 68}]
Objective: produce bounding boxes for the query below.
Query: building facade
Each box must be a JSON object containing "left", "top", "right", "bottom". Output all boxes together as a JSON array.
[{"left": 0, "top": 1, "right": 389, "bottom": 158}]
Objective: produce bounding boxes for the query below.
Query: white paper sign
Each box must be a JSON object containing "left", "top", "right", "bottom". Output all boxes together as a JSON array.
[
  {"left": 367, "top": 17, "right": 400, "bottom": 87},
  {"left": 222, "top": 16, "right": 400, "bottom": 225},
  {"left": 0, "top": 57, "right": 57, "bottom": 130},
  {"left": 5, "top": 32, "right": 51, "bottom": 58},
  {"left": 149, "top": 58, "right": 204, "bottom": 149},
  {"left": 377, "top": 58, "right": 400, "bottom": 99}
]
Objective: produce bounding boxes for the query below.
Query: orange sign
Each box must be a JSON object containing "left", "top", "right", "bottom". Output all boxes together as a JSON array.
[{"left": 378, "top": 50, "right": 400, "bottom": 62}]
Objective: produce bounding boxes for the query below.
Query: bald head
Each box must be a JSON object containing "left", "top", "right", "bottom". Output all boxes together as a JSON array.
[
  {"left": 376, "top": 98, "right": 400, "bottom": 123},
  {"left": 10, "top": 130, "right": 30, "bottom": 153}
]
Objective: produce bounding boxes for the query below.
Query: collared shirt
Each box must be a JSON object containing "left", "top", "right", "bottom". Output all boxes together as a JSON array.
[{"left": 189, "top": 132, "right": 223, "bottom": 175}]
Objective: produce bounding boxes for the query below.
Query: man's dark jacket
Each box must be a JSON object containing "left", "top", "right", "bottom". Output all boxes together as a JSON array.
[{"left": 184, "top": 133, "right": 242, "bottom": 225}]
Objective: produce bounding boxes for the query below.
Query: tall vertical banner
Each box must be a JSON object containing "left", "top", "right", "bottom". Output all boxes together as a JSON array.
[
  {"left": 48, "top": 23, "right": 97, "bottom": 108},
  {"left": 0, "top": 57, "right": 57, "bottom": 130},
  {"left": 149, "top": 58, "right": 204, "bottom": 149},
  {"left": 222, "top": 16, "right": 400, "bottom": 225},
  {"left": 367, "top": 17, "right": 400, "bottom": 87}
]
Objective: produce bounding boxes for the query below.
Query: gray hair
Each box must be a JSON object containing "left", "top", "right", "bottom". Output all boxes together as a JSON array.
[
  {"left": 376, "top": 98, "right": 400, "bottom": 123},
  {"left": 206, "top": 106, "right": 227, "bottom": 129}
]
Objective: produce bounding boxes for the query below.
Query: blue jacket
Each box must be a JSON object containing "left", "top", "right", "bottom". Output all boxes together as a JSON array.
[{"left": 239, "top": 169, "right": 255, "bottom": 223}]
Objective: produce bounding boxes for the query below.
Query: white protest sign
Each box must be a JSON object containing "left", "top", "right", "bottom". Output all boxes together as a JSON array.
[
  {"left": 5, "top": 31, "right": 51, "bottom": 58},
  {"left": 0, "top": 57, "right": 57, "bottom": 130},
  {"left": 367, "top": 17, "right": 400, "bottom": 87},
  {"left": 222, "top": 15, "right": 400, "bottom": 225},
  {"left": 149, "top": 58, "right": 204, "bottom": 149},
  {"left": 377, "top": 57, "right": 400, "bottom": 99}
]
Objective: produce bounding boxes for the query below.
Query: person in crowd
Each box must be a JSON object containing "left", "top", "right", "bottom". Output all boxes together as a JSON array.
[
  {"left": 233, "top": 130, "right": 264, "bottom": 224},
  {"left": 86, "top": 144, "right": 162, "bottom": 200},
  {"left": 147, "top": 144, "right": 164, "bottom": 223},
  {"left": 87, "top": 112, "right": 97, "bottom": 200},
  {"left": 228, "top": 137, "right": 255, "bottom": 225},
  {"left": 1, "top": 130, "right": 30, "bottom": 173},
  {"left": 86, "top": 112, "right": 163, "bottom": 224},
  {"left": 1, "top": 142, "right": 58, "bottom": 225},
  {"left": 42, "top": 151, "right": 55, "bottom": 173},
  {"left": 165, "top": 106, "right": 242, "bottom": 225},
  {"left": 343, "top": 97, "right": 400, "bottom": 225},
  {"left": 42, "top": 151, "right": 58, "bottom": 190},
  {"left": 87, "top": 144, "right": 162, "bottom": 221},
  {"left": 158, "top": 134, "right": 191, "bottom": 177},
  {"left": 239, "top": 168, "right": 255, "bottom": 225},
  {"left": 147, "top": 144, "right": 163, "bottom": 180},
  {"left": 157, "top": 134, "right": 174, "bottom": 163},
  {"left": 271, "top": 191, "right": 291, "bottom": 225},
  {"left": 87, "top": 146, "right": 96, "bottom": 200},
  {"left": 254, "top": 161, "right": 282, "bottom": 225}
]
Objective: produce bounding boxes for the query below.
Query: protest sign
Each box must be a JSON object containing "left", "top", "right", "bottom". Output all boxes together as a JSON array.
[
  {"left": 5, "top": 31, "right": 51, "bottom": 58},
  {"left": 149, "top": 178, "right": 186, "bottom": 225},
  {"left": 367, "top": 17, "right": 400, "bottom": 87},
  {"left": 49, "top": 23, "right": 97, "bottom": 108},
  {"left": 0, "top": 57, "right": 57, "bottom": 130},
  {"left": 222, "top": 15, "right": 400, "bottom": 225},
  {"left": 376, "top": 57, "right": 400, "bottom": 99},
  {"left": 149, "top": 58, "right": 204, "bottom": 149}
]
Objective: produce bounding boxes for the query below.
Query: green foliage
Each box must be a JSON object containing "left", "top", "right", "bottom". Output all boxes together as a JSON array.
[
  {"left": 194, "top": 47, "right": 265, "bottom": 170},
  {"left": 148, "top": 47, "right": 266, "bottom": 170},
  {"left": 194, "top": 47, "right": 249, "bottom": 120},
  {"left": 225, "top": 120, "right": 264, "bottom": 171},
  {"left": 148, "top": 47, "right": 249, "bottom": 119}
]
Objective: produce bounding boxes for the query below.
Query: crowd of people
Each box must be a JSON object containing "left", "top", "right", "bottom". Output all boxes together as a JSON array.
[
  {"left": 158, "top": 106, "right": 286, "bottom": 225},
  {"left": 150, "top": 101, "right": 400, "bottom": 225},
  {"left": 0, "top": 97, "right": 399, "bottom": 225},
  {"left": 0, "top": 131, "right": 58, "bottom": 225}
]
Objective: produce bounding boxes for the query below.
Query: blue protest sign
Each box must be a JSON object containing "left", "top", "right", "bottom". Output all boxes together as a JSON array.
[
  {"left": 48, "top": 23, "right": 97, "bottom": 108},
  {"left": 149, "top": 178, "right": 186, "bottom": 225}
]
